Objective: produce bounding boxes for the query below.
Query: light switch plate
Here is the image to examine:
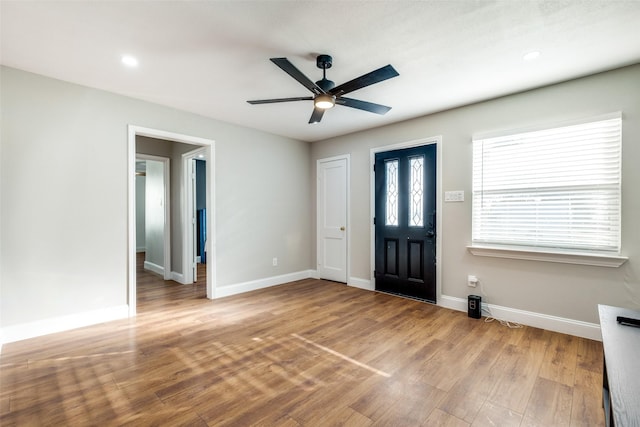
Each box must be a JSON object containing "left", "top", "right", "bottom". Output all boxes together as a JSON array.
[{"left": 444, "top": 191, "right": 465, "bottom": 202}]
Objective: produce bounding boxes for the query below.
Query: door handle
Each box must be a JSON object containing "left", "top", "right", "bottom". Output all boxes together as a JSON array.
[
  {"left": 340, "top": 226, "right": 346, "bottom": 231},
  {"left": 426, "top": 230, "right": 435, "bottom": 238}
]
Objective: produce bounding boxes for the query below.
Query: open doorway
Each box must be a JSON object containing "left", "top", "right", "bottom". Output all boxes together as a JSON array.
[{"left": 127, "top": 125, "right": 215, "bottom": 317}]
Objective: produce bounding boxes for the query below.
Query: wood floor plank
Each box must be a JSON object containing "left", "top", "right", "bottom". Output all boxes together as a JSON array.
[
  {"left": 538, "top": 332, "right": 579, "bottom": 387},
  {"left": 521, "top": 377, "right": 573, "bottom": 426},
  {"left": 576, "top": 336, "right": 604, "bottom": 373},
  {"left": 570, "top": 367, "right": 606, "bottom": 427},
  {"left": 438, "top": 387, "right": 486, "bottom": 425},
  {"left": 346, "top": 376, "right": 403, "bottom": 422},
  {"left": 471, "top": 401, "right": 523, "bottom": 427},
  {"left": 486, "top": 328, "right": 550, "bottom": 414},
  {"left": 372, "top": 379, "right": 447, "bottom": 425},
  {"left": 422, "top": 326, "right": 504, "bottom": 392},
  {"left": 0, "top": 255, "right": 606, "bottom": 426},
  {"left": 288, "top": 382, "right": 369, "bottom": 425},
  {"left": 437, "top": 336, "right": 506, "bottom": 413},
  {"left": 422, "top": 408, "right": 470, "bottom": 426},
  {"left": 327, "top": 406, "right": 373, "bottom": 427}
]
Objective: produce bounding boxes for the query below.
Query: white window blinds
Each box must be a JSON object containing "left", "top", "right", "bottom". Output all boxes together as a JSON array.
[{"left": 472, "top": 114, "right": 622, "bottom": 253}]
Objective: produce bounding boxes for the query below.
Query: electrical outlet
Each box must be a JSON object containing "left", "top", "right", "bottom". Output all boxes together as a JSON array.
[
  {"left": 272, "top": 257, "right": 278, "bottom": 267},
  {"left": 468, "top": 275, "right": 478, "bottom": 287}
]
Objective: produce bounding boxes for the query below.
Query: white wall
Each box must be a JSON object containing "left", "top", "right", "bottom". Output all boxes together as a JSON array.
[
  {"left": 0, "top": 66, "right": 311, "bottom": 338},
  {"left": 311, "top": 64, "right": 640, "bottom": 327}
]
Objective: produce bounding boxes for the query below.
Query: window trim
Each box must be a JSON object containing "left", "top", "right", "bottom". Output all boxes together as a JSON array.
[{"left": 467, "top": 244, "right": 627, "bottom": 267}]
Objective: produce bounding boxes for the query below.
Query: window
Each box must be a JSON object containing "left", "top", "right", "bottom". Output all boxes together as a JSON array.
[
  {"left": 385, "top": 159, "right": 399, "bottom": 226},
  {"left": 472, "top": 113, "right": 622, "bottom": 255},
  {"left": 409, "top": 155, "right": 424, "bottom": 227}
]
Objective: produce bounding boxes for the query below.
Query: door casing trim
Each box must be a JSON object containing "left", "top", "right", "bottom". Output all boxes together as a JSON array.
[{"left": 369, "top": 136, "right": 443, "bottom": 301}]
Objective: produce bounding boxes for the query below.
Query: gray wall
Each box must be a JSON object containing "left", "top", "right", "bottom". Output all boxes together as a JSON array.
[
  {"left": 311, "top": 63, "right": 640, "bottom": 325},
  {"left": 0, "top": 66, "right": 311, "bottom": 328}
]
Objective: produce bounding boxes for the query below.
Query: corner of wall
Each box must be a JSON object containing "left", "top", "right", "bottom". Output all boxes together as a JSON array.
[{"left": 349, "top": 277, "right": 374, "bottom": 291}]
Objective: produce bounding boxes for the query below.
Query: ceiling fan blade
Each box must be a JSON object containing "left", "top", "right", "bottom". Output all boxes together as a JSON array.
[
  {"left": 247, "top": 96, "right": 313, "bottom": 105},
  {"left": 336, "top": 97, "right": 392, "bottom": 115},
  {"left": 271, "top": 58, "right": 324, "bottom": 95},
  {"left": 330, "top": 64, "right": 399, "bottom": 96},
  {"left": 309, "top": 107, "right": 325, "bottom": 124}
]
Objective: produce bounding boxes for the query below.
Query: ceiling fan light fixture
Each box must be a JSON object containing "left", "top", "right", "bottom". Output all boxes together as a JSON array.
[
  {"left": 121, "top": 55, "right": 138, "bottom": 67},
  {"left": 314, "top": 94, "right": 335, "bottom": 109},
  {"left": 523, "top": 50, "right": 541, "bottom": 61}
]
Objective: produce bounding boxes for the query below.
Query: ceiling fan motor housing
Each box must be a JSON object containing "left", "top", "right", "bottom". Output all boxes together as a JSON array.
[
  {"left": 316, "top": 78, "right": 335, "bottom": 92},
  {"left": 316, "top": 54, "right": 332, "bottom": 70}
]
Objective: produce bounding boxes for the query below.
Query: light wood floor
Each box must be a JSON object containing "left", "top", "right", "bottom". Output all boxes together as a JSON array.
[{"left": 1, "top": 260, "right": 605, "bottom": 426}]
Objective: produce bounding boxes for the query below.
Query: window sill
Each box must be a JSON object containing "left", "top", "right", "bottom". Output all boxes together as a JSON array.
[{"left": 467, "top": 245, "right": 628, "bottom": 268}]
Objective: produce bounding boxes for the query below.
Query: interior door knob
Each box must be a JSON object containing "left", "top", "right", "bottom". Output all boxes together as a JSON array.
[{"left": 340, "top": 226, "right": 345, "bottom": 231}]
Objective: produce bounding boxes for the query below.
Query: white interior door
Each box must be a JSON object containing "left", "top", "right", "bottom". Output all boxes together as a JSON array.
[
  {"left": 317, "top": 156, "right": 349, "bottom": 283},
  {"left": 182, "top": 148, "right": 207, "bottom": 285},
  {"left": 189, "top": 158, "right": 198, "bottom": 282}
]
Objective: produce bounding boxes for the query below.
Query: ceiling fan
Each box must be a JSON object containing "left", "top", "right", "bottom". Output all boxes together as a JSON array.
[{"left": 247, "top": 54, "right": 399, "bottom": 124}]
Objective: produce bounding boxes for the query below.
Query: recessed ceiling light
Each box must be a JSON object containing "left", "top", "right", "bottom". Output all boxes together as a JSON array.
[
  {"left": 121, "top": 55, "right": 138, "bottom": 67},
  {"left": 523, "top": 51, "right": 541, "bottom": 61}
]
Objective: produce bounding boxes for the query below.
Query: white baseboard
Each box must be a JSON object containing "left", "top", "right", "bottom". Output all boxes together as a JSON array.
[
  {"left": 143, "top": 261, "right": 164, "bottom": 276},
  {"left": 214, "top": 270, "right": 316, "bottom": 298},
  {"left": 0, "top": 305, "right": 129, "bottom": 344},
  {"left": 349, "top": 277, "right": 374, "bottom": 291},
  {"left": 306, "top": 272, "right": 373, "bottom": 290},
  {"left": 171, "top": 271, "right": 186, "bottom": 284},
  {"left": 439, "top": 295, "right": 601, "bottom": 341}
]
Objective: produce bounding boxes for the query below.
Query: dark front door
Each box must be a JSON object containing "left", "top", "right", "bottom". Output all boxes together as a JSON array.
[{"left": 375, "top": 144, "right": 436, "bottom": 302}]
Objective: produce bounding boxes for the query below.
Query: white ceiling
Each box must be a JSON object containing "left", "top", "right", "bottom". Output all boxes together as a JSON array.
[{"left": 2, "top": 1, "right": 639, "bottom": 142}]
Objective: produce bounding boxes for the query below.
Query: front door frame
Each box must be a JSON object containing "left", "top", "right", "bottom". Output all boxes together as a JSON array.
[
  {"left": 369, "top": 136, "right": 442, "bottom": 301},
  {"left": 128, "top": 125, "right": 216, "bottom": 317}
]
